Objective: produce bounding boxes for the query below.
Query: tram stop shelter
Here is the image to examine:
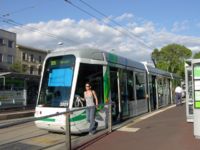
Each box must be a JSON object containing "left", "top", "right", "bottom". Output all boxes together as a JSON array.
[{"left": 0, "top": 72, "right": 40, "bottom": 109}]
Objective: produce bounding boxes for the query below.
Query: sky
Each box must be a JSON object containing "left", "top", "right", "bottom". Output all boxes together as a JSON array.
[{"left": 1, "top": 0, "right": 200, "bottom": 62}]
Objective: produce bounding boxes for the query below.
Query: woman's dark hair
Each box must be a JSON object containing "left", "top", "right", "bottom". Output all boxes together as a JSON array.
[
  {"left": 85, "top": 82, "right": 91, "bottom": 86},
  {"left": 85, "top": 82, "right": 92, "bottom": 89}
]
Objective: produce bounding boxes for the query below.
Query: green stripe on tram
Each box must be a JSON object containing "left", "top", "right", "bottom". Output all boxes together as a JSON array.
[
  {"left": 108, "top": 53, "right": 118, "bottom": 63},
  {"left": 70, "top": 112, "right": 86, "bottom": 122},
  {"left": 70, "top": 109, "right": 102, "bottom": 122},
  {"left": 40, "top": 118, "right": 55, "bottom": 122},
  {"left": 103, "top": 67, "right": 110, "bottom": 103}
]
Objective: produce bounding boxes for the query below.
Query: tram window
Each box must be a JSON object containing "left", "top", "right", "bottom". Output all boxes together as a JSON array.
[
  {"left": 74, "top": 63, "right": 103, "bottom": 107},
  {"left": 38, "top": 55, "right": 75, "bottom": 107},
  {"left": 127, "top": 70, "right": 134, "bottom": 101},
  {"left": 120, "top": 69, "right": 127, "bottom": 100},
  {"left": 135, "top": 72, "right": 146, "bottom": 100},
  {"left": 110, "top": 68, "right": 118, "bottom": 109}
]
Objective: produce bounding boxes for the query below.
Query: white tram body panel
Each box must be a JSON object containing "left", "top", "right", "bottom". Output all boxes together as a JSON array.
[{"left": 34, "top": 48, "right": 177, "bottom": 133}]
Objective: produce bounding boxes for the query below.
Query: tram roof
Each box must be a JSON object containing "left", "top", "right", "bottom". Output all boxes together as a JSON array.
[
  {"left": 50, "top": 48, "right": 178, "bottom": 77},
  {"left": 147, "top": 65, "right": 172, "bottom": 78},
  {"left": 51, "top": 48, "right": 146, "bottom": 70}
]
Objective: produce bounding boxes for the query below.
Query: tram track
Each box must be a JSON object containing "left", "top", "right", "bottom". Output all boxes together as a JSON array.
[{"left": 0, "top": 120, "right": 83, "bottom": 150}]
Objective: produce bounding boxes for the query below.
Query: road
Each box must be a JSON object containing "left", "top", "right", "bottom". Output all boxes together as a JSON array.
[
  {"left": 0, "top": 117, "right": 108, "bottom": 150},
  {"left": 0, "top": 116, "right": 89, "bottom": 150},
  {"left": 0, "top": 120, "right": 68, "bottom": 149}
]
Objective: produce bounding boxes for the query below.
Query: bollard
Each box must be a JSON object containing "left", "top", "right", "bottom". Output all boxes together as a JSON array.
[
  {"left": 108, "top": 103, "right": 112, "bottom": 133},
  {"left": 65, "top": 111, "right": 71, "bottom": 150}
]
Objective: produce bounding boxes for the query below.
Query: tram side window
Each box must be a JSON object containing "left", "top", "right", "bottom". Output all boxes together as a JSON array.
[
  {"left": 110, "top": 68, "right": 118, "bottom": 104},
  {"left": 74, "top": 63, "right": 103, "bottom": 107},
  {"left": 127, "top": 70, "right": 134, "bottom": 101},
  {"left": 135, "top": 72, "right": 146, "bottom": 100},
  {"left": 120, "top": 69, "right": 127, "bottom": 100}
]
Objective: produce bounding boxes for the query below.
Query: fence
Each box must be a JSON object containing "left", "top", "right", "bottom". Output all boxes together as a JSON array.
[
  {"left": 0, "top": 90, "right": 27, "bottom": 109},
  {"left": 0, "top": 103, "right": 112, "bottom": 150}
]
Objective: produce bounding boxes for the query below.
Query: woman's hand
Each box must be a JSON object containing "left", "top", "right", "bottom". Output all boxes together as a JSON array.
[{"left": 81, "top": 97, "right": 85, "bottom": 101}]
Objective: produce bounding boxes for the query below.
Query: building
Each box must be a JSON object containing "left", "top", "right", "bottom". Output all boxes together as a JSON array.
[
  {"left": 16, "top": 44, "right": 47, "bottom": 75},
  {"left": 0, "top": 29, "right": 48, "bottom": 108},
  {"left": 0, "top": 29, "right": 16, "bottom": 71}
]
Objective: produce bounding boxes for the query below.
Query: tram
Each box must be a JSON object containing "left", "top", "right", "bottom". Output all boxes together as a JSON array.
[{"left": 34, "top": 48, "right": 178, "bottom": 133}]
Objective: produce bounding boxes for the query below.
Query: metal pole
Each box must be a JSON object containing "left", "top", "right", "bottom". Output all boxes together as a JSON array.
[
  {"left": 0, "top": 76, "right": 5, "bottom": 87},
  {"left": 156, "top": 78, "right": 159, "bottom": 110},
  {"left": 108, "top": 103, "right": 112, "bottom": 132},
  {"left": 65, "top": 110, "right": 71, "bottom": 150}
]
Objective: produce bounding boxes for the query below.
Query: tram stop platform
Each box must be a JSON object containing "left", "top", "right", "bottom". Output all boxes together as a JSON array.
[
  {"left": 83, "top": 104, "right": 200, "bottom": 150},
  {"left": 0, "top": 109, "right": 34, "bottom": 121}
]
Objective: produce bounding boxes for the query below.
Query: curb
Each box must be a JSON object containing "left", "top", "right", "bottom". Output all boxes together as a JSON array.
[{"left": 0, "top": 110, "right": 34, "bottom": 121}]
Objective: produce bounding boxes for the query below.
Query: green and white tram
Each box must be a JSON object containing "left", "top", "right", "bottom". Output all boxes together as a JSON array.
[{"left": 35, "top": 48, "right": 176, "bottom": 133}]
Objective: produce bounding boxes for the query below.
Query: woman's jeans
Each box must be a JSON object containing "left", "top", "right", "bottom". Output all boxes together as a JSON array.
[
  {"left": 86, "top": 106, "right": 96, "bottom": 133},
  {"left": 175, "top": 93, "right": 182, "bottom": 105}
]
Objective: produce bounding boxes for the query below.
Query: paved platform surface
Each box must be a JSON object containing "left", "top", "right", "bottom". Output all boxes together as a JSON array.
[
  {"left": 84, "top": 104, "right": 200, "bottom": 150},
  {"left": 0, "top": 109, "right": 34, "bottom": 120}
]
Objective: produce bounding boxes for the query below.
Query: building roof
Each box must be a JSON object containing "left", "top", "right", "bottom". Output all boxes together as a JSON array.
[
  {"left": 16, "top": 44, "right": 48, "bottom": 54},
  {"left": 0, "top": 29, "right": 16, "bottom": 35}
]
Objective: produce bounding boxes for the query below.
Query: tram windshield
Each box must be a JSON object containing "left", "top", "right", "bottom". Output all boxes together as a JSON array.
[{"left": 38, "top": 55, "right": 75, "bottom": 107}]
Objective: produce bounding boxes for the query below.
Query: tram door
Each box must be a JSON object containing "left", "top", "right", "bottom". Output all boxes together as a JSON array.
[
  {"left": 149, "top": 75, "right": 157, "bottom": 111},
  {"left": 119, "top": 69, "right": 129, "bottom": 118},
  {"left": 110, "top": 68, "right": 120, "bottom": 122},
  {"left": 110, "top": 67, "right": 129, "bottom": 122}
]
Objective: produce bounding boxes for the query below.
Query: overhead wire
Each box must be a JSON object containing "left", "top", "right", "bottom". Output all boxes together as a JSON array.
[
  {"left": 2, "top": 6, "right": 36, "bottom": 17},
  {"left": 65, "top": 0, "right": 155, "bottom": 50},
  {"left": 0, "top": 16, "right": 80, "bottom": 45},
  {"left": 79, "top": 0, "right": 146, "bottom": 41},
  {"left": 1, "top": 0, "right": 155, "bottom": 50},
  {"left": 1, "top": 0, "right": 49, "bottom": 17},
  {"left": 64, "top": 0, "right": 127, "bottom": 36},
  {"left": 0, "top": 1, "right": 81, "bottom": 46}
]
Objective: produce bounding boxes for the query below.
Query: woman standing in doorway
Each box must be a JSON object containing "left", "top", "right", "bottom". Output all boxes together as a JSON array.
[{"left": 84, "top": 82, "right": 98, "bottom": 135}]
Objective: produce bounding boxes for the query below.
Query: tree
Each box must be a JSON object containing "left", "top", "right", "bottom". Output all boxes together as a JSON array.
[
  {"left": 151, "top": 43, "right": 192, "bottom": 78},
  {"left": 10, "top": 61, "right": 23, "bottom": 73},
  {"left": 193, "top": 52, "right": 200, "bottom": 59}
]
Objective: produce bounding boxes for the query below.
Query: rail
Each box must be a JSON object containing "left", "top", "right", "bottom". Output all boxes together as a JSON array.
[{"left": 0, "top": 103, "right": 112, "bottom": 150}]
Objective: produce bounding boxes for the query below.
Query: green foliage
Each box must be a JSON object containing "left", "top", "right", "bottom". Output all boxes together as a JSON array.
[
  {"left": 151, "top": 43, "right": 192, "bottom": 78},
  {"left": 10, "top": 61, "right": 24, "bottom": 73},
  {"left": 193, "top": 52, "right": 200, "bottom": 59}
]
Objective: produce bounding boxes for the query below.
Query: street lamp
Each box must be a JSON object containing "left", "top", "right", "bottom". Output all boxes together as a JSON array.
[{"left": 58, "top": 42, "right": 64, "bottom": 46}]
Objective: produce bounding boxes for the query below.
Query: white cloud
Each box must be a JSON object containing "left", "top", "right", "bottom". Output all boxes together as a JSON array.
[
  {"left": 171, "top": 20, "right": 189, "bottom": 32},
  {"left": 188, "top": 46, "right": 200, "bottom": 53},
  {"left": 133, "top": 27, "right": 146, "bottom": 34},
  {"left": 6, "top": 16, "right": 200, "bottom": 63},
  {"left": 115, "top": 13, "right": 134, "bottom": 22}
]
